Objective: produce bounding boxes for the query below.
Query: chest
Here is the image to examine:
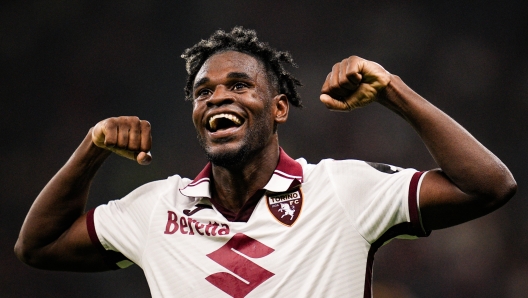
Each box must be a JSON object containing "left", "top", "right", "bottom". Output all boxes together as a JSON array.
[{"left": 140, "top": 186, "right": 370, "bottom": 297}]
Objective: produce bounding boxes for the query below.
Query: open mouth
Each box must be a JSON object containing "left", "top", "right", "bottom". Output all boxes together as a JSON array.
[{"left": 207, "top": 113, "right": 244, "bottom": 132}]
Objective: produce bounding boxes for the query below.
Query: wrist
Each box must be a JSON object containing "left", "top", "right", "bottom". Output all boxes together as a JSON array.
[
  {"left": 378, "top": 74, "right": 425, "bottom": 119},
  {"left": 70, "top": 129, "right": 112, "bottom": 169}
]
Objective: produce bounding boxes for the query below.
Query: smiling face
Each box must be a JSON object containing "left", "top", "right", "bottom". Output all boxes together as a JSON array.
[{"left": 191, "top": 50, "right": 288, "bottom": 168}]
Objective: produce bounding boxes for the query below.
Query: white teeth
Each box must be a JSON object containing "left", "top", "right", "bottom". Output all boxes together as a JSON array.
[{"left": 208, "top": 113, "right": 242, "bottom": 131}]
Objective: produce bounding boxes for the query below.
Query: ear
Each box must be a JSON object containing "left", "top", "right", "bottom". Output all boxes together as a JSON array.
[{"left": 273, "top": 94, "right": 289, "bottom": 124}]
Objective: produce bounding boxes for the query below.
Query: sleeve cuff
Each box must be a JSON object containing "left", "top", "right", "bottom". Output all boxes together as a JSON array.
[
  {"left": 408, "top": 171, "right": 431, "bottom": 237},
  {"left": 86, "top": 208, "right": 134, "bottom": 270}
]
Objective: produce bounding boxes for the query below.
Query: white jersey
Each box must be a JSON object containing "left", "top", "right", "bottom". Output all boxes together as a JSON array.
[{"left": 87, "top": 149, "right": 429, "bottom": 298}]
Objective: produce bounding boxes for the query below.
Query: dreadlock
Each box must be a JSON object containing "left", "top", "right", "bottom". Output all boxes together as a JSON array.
[{"left": 181, "top": 27, "right": 303, "bottom": 107}]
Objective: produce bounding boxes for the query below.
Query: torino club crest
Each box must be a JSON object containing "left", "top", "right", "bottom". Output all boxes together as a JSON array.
[{"left": 266, "top": 188, "right": 303, "bottom": 226}]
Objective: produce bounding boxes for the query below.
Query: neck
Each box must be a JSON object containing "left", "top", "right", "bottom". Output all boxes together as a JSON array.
[{"left": 211, "top": 140, "right": 280, "bottom": 213}]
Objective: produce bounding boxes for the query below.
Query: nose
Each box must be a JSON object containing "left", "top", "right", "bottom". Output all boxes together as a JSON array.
[{"left": 206, "top": 85, "right": 234, "bottom": 107}]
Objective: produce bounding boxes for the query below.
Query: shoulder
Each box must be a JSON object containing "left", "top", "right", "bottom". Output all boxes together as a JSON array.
[
  {"left": 299, "top": 158, "right": 418, "bottom": 189},
  {"left": 299, "top": 157, "right": 403, "bottom": 176}
]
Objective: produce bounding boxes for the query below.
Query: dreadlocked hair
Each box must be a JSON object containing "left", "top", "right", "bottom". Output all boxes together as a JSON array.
[{"left": 181, "top": 26, "right": 303, "bottom": 108}]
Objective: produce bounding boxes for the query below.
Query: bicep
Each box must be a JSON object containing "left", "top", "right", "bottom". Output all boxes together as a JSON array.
[
  {"left": 41, "top": 213, "right": 111, "bottom": 272},
  {"left": 419, "top": 170, "right": 497, "bottom": 231}
]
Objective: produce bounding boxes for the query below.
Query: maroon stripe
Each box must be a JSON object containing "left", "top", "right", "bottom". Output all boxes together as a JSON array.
[
  {"left": 408, "top": 171, "right": 430, "bottom": 237},
  {"left": 275, "top": 148, "right": 303, "bottom": 182},
  {"left": 187, "top": 162, "right": 213, "bottom": 186},
  {"left": 85, "top": 209, "right": 128, "bottom": 270},
  {"left": 272, "top": 171, "right": 300, "bottom": 180},
  {"left": 187, "top": 178, "right": 210, "bottom": 187},
  {"left": 86, "top": 209, "right": 105, "bottom": 252}
]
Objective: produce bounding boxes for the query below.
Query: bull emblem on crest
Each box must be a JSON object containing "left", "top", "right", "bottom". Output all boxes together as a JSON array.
[{"left": 278, "top": 202, "right": 295, "bottom": 220}]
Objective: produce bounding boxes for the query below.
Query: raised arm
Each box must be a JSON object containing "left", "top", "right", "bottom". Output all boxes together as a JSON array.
[
  {"left": 15, "top": 116, "right": 151, "bottom": 271},
  {"left": 320, "top": 56, "right": 517, "bottom": 231}
]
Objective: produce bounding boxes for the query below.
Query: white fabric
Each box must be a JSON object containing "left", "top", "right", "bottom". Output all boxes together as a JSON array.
[{"left": 93, "top": 158, "right": 422, "bottom": 298}]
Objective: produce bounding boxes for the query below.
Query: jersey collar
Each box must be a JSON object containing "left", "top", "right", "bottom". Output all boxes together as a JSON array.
[{"left": 179, "top": 148, "right": 303, "bottom": 198}]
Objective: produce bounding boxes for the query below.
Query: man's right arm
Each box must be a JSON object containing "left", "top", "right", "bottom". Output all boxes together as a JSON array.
[{"left": 14, "top": 116, "right": 151, "bottom": 271}]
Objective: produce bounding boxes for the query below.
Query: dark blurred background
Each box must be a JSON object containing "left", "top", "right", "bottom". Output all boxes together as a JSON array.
[{"left": 1, "top": 1, "right": 527, "bottom": 297}]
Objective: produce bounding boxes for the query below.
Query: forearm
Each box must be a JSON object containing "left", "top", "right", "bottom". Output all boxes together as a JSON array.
[
  {"left": 320, "top": 56, "right": 516, "bottom": 229},
  {"left": 15, "top": 129, "right": 110, "bottom": 262},
  {"left": 380, "top": 75, "right": 516, "bottom": 200}
]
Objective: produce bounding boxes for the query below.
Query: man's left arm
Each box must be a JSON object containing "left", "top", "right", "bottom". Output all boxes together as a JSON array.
[{"left": 320, "top": 56, "right": 517, "bottom": 231}]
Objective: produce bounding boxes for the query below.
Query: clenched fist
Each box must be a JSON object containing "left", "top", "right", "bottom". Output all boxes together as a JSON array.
[
  {"left": 92, "top": 116, "right": 152, "bottom": 165},
  {"left": 320, "top": 56, "right": 391, "bottom": 111}
]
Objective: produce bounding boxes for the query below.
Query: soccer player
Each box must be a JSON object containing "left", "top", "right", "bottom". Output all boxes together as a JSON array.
[{"left": 15, "top": 27, "right": 516, "bottom": 297}]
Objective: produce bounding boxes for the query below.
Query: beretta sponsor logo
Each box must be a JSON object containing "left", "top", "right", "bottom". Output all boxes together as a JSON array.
[{"left": 266, "top": 189, "right": 303, "bottom": 226}]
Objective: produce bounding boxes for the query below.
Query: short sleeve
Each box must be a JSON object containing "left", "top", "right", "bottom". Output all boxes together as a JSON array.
[
  {"left": 322, "top": 159, "right": 429, "bottom": 244},
  {"left": 86, "top": 178, "right": 171, "bottom": 269}
]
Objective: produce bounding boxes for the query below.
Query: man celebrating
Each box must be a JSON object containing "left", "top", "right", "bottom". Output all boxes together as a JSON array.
[{"left": 15, "top": 27, "right": 516, "bottom": 297}]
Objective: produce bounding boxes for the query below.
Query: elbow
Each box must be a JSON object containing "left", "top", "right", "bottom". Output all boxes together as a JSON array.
[
  {"left": 487, "top": 173, "right": 517, "bottom": 211},
  {"left": 500, "top": 177, "right": 517, "bottom": 204},
  {"left": 14, "top": 239, "right": 46, "bottom": 269},
  {"left": 14, "top": 239, "right": 34, "bottom": 267}
]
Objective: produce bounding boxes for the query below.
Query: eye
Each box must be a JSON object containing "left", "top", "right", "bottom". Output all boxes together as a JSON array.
[
  {"left": 195, "top": 88, "right": 211, "bottom": 99},
  {"left": 233, "top": 82, "right": 248, "bottom": 90}
]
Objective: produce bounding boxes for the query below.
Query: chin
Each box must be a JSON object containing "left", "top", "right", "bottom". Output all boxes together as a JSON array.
[
  {"left": 204, "top": 146, "right": 251, "bottom": 168},
  {"left": 197, "top": 137, "right": 248, "bottom": 168},
  {"left": 197, "top": 124, "right": 272, "bottom": 169}
]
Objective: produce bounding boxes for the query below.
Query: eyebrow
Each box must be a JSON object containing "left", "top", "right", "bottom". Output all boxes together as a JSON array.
[
  {"left": 193, "top": 77, "right": 209, "bottom": 91},
  {"left": 226, "top": 72, "right": 252, "bottom": 80},
  {"left": 193, "top": 72, "right": 253, "bottom": 91}
]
